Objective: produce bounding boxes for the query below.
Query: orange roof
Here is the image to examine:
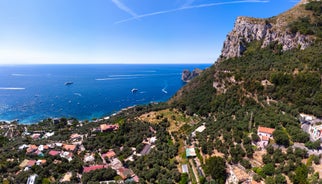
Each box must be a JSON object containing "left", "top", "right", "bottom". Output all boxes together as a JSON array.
[
  {"left": 29, "top": 145, "right": 38, "bottom": 149},
  {"left": 261, "top": 136, "right": 270, "bottom": 141},
  {"left": 102, "top": 150, "right": 116, "bottom": 159},
  {"left": 63, "top": 144, "right": 76, "bottom": 151},
  {"left": 37, "top": 159, "right": 47, "bottom": 165},
  {"left": 258, "top": 126, "right": 275, "bottom": 134}
]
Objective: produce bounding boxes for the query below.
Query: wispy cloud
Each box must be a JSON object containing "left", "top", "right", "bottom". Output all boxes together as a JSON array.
[
  {"left": 115, "top": 0, "right": 269, "bottom": 24},
  {"left": 111, "top": 0, "right": 138, "bottom": 17},
  {"left": 182, "top": 0, "right": 196, "bottom": 7}
]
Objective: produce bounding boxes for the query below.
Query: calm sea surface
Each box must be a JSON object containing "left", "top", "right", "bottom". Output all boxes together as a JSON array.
[{"left": 0, "top": 64, "right": 210, "bottom": 124}]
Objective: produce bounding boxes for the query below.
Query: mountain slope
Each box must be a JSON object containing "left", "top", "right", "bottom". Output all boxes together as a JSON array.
[{"left": 170, "top": 1, "right": 322, "bottom": 182}]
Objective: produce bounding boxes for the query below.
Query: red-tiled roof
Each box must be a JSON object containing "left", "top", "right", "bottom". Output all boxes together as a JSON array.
[
  {"left": 49, "top": 150, "right": 60, "bottom": 156},
  {"left": 63, "top": 144, "right": 76, "bottom": 151},
  {"left": 258, "top": 126, "right": 275, "bottom": 134},
  {"left": 118, "top": 167, "right": 134, "bottom": 179},
  {"left": 27, "top": 160, "right": 36, "bottom": 167},
  {"left": 83, "top": 165, "right": 107, "bottom": 173},
  {"left": 261, "top": 136, "right": 270, "bottom": 141},
  {"left": 102, "top": 150, "right": 116, "bottom": 159}
]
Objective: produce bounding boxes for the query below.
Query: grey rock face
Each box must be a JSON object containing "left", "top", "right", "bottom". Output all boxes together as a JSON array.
[
  {"left": 181, "top": 68, "right": 203, "bottom": 82},
  {"left": 221, "top": 16, "right": 314, "bottom": 59}
]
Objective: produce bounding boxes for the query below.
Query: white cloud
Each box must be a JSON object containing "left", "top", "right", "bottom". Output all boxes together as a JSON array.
[
  {"left": 116, "top": 0, "right": 269, "bottom": 24},
  {"left": 111, "top": 0, "right": 138, "bottom": 17},
  {"left": 182, "top": 0, "right": 195, "bottom": 7}
]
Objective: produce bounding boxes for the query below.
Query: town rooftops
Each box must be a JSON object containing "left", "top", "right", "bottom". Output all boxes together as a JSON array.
[{"left": 257, "top": 126, "right": 275, "bottom": 135}]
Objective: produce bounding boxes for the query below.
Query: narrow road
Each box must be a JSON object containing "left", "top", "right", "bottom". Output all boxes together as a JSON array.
[
  {"left": 189, "top": 159, "right": 200, "bottom": 184},
  {"left": 98, "top": 152, "right": 107, "bottom": 165}
]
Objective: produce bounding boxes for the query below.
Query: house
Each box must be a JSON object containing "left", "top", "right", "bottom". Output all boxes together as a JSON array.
[
  {"left": 63, "top": 144, "right": 77, "bottom": 152},
  {"left": 192, "top": 124, "right": 206, "bottom": 137},
  {"left": 43, "top": 132, "right": 54, "bottom": 138},
  {"left": 19, "top": 144, "right": 29, "bottom": 150},
  {"left": 49, "top": 150, "right": 60, "bottom": 156},
  {"left": 117, "top": 167, "right": 135, "bottom": 180},
  {"left": 182, "top": 164, "right": 189, "bottom": 173},
  {"left": 31, "top": 133, "right": 41, "bottom": 139},
  {"left": 110, "top": 158, "right": 123, "bottom": 170},
  {"left": 100, "top": 124, "right": 119, "bottom": 132},
  {"left": 60, "top": 151, "right": 73, "bottom": 161},
  {"left": 299, "top": 113, "right": 316, "bottom": 123},
  {"left": 19, "top": 159, "right": 30, "bottom": 168},
  {"left": 35, "top": 150, "right": 44, "bottom": 157},
  {"left": 84, "top": 153, "right": 95, "bottom": 163},
  {"left": 70, "top": 133, "right": 82, "bottom": 141},
  {"left": 83, "top": 165, "right": 107, "bottom": 173},
  {"left": 102, "top": 150, "right": 116, "bottom": 159},
  {"left": 36, "top": 160, "right": 47, "bottom": 165},
  {"left": 257, "top": 126, "right": 275, "bottom": 137},
  {"left": 309, "top": 124, "right": 322, "bottom": 141},
  {"left": 257, "top": 126, "right": 275, "bottom": 148},
  {"left": 27, "top": 160, "right": 36, "bottom": 168},
  {"left": 140, "top": 145, "right": 151, "bottom": 156},
  {"left": 186, "top": 147, "right": 197, "bottom": 158},
  {"left": 26, "top": 145, "right": 38, "bottom": 154},
  {"left": 60, "top": 172, "right": 72, "bottom": 183}
]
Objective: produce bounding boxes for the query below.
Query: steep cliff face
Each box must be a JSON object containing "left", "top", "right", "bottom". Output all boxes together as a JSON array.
[{"left": 221, "top": 0, "right": 315, "bottom": 59}]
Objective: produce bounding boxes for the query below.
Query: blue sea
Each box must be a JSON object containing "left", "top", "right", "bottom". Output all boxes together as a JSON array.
[{"left": 0, "top": 64, "right": 210, "bottom": 124}]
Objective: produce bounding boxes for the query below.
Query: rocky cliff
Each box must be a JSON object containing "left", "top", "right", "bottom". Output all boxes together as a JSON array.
[
  {"left": 221, "top": 0, "right": 315, "bottom": 59},
  {"left": 181, "top": 68, "right": 203, "bottom": 82}
]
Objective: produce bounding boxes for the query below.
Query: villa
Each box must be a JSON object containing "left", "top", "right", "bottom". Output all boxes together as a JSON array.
[{"left": 257, "top": 126, "right": 275, "bottom": 148}]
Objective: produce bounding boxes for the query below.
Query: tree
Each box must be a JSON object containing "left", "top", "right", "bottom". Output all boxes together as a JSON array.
[
  {"left": 294, "top": 164, "right": 309, "bottom": 184},
  {"left": 273, "top": 130, "right": 290, "bottom": 147},
  {"left": 262, "top": 163, "right": 275, "bottom": 176},
  {"left": 205, "top": 156, "right": 227, "bottom": 184},
  {"left": 275, "top": 174, "right": 287, "bottom": 184}
]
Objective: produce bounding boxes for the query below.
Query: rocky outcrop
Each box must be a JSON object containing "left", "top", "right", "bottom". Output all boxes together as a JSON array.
[
  {"left": 221, "top": 2, "right": 315, "bottom": 59},
  {"left": 181, "top": 68, "right": 203, "bottom": 82}
]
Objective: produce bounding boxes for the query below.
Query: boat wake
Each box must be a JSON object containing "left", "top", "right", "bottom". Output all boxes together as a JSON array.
[
  {"left": 74, "top": 93, "right": 82, "bottom": 97},
  {"left": 162, "top": 88, "right": 168, "bottom": 94},
  {"left": 0, "top": 87, "right": 25, "bottom": 90}
]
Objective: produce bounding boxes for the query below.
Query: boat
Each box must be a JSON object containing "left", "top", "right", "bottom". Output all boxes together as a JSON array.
[
  {"left": 65, "top": 82, "right": 73, "bottom": 86},
  {"left": 131, "top": 88, "right": 138, "bottom": 93}
]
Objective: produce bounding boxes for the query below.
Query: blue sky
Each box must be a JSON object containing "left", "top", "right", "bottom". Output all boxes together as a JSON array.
[{"left": 0, "top": 0, "right": 299, "bottom": 64}]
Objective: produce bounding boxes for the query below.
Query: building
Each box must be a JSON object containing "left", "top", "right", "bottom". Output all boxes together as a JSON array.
[
  {"left": 117, "top": 167, "right": 135, "bottom": 180},
  {"left": 181, "top": 164, "right": 189, "bottom": 173},
  {"left": 309, "top": 124, "right": 322, "bottom": 141},
  {"left": 100, "top": 124, "right": 119, "bottom": 132},
  {"left": 257, "top": 126, "right": 275, "bottom": 148},
  {"left": 48, "top": 150, "right": 60, "bottom": 156},
  {"left": 186, "top": 147, "right": 197, "bottom": 158},
  {"left": 257, "top": 126, "right": 275, "bottom": 137},
  {"left": 83, "top": 165, "right": 107, "bottom": 173},
  {"left": 63, "top": 144, "right": 77, "bottom": 152},
  {"left": 102, "top": 150, "right": 116, "bottom": 159}
]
